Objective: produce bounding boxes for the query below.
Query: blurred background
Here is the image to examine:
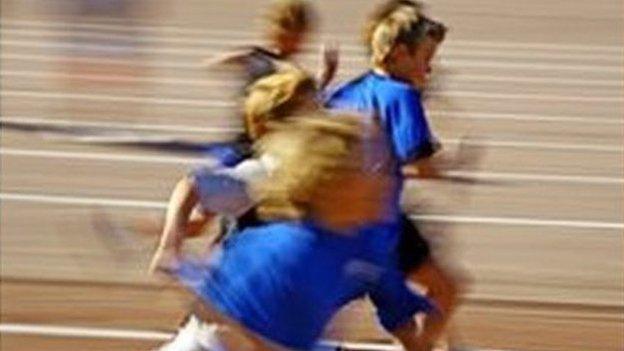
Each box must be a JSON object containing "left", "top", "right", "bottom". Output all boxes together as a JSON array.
[{"left": 1, "top": 0, "right": 623, "bottom": 350}]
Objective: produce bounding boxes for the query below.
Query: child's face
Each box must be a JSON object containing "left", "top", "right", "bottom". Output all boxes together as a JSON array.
[
  {"left": 389, "top": 37, "right": 439, "bottom": 89},
  {"left": 410, "top": 37, "right": 440, "bottom": 89},
  {"left": 275, "top": 31, "right": 305, "bottom": 56}
]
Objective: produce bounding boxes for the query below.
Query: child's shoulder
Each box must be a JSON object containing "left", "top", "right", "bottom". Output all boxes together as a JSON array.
[
  {"left": 374, "top": 79, "right": 421, "bottom": 107},
  {"left": 375, "top": 75, "right": 419, "bottom": 96}
]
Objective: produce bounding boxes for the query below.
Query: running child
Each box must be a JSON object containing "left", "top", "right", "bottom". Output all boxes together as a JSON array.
[
  {"left": 150, "top": 115, "right": 436, "bottom": 351},
  {"left": 204, "top": 0, "right": 338, "bottom": 93},
  {"left": 324, "top": 2, "right": 461, "bottom": 349}
]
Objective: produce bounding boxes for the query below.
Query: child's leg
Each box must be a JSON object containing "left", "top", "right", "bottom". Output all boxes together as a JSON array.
[
  {"left": 406, "top": 258, "right": 459, "bottom": 350},
  {"left": 399, "top": 215, "right": 460, "bottom": 349}
]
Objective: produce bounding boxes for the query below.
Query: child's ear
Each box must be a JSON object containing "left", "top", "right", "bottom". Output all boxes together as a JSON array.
[
  {"left": 394, "top": 43, "right": 412, "bottom": 59},
  {"left": 387, "top": 44, "right": 402, "bottom": 63}
]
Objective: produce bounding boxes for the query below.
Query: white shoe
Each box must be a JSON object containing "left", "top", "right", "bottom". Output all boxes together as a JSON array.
[{"left": 157, "top": 315, "right": 227, "bottom": 351}]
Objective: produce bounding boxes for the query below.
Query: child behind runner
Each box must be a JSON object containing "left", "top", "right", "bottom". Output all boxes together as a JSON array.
[
  {"left": 150, "top": 115, "right": 436, "bottom": 351},
  {"left": 324, "top": 1, "right": 461, "bottom": 349},
  {"left": 135, "top": 0, "right": 335, "bottom": 240},
  {"left": 204, "top": 0, "right": 337, "bottom": 95},
  {"left": 149, "top": 69, "right": 320, "bottom": 351}
]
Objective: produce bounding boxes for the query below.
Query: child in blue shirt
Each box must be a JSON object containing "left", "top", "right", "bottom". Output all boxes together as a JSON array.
[
  {"left": 325, "top": 2, "right": 460, "bottom": 350},
  {"left": 150, "top": 115, "right": 434, "bottom": 351}
]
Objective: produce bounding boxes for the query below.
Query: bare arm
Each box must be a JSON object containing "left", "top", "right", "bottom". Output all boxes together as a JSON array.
[
  {"left": 132, "top": 204, "right": 212, "bottom": 239},
  {"left": 403, "top": 259, "right": 461, "bottom": 351},
  {"left": 149, "top": 175, "right": 200, "bottom": 274},
  {"left": 202, "top": 49, "right": 253, "bottom": 69},
  {"left": 402, "top": 139, "right": 483, "bottom": 183},
  {"left": 317, "top": 43, "right": 339, "bottom": 90},
  {"left": 402, "top": 156, "right": 443, "bottom": 179}
]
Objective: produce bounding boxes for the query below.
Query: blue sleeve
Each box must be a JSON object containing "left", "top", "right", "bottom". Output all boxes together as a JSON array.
[
  {"left": 384, "top": 89, "right": 438, "bottom": 164},
  {"left": 369, "top": 270, "right": 434, "bottom": 332}
]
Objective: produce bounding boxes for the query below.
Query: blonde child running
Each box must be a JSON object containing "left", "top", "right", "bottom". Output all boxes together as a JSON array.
[
  {"left": 150, "top": 114, "right": 436, "bottom": 351},
  {"left": 325, "top": 2, "right": 465, "bottom": 349}
]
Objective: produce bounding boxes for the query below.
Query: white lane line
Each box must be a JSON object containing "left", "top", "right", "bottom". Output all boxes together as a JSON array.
[
  {"left": 0, "top": 117, "right": 241, "bottom": 133},
  {"left": 0, "top": 323, "right": 171, "bottom": 341},
  {"left": 0, "top": 148, "right": 210, "bottom": 165},
  {"left": 2, "top": 110, "right": 622, "bottom": 131},
  {"left": 428, "top": 111, "right": 623, "bottom": 125},
  {"left": 448, "top": 39, "right": 623, "bottom": 53},
  {"left": 442, "top": 74, "right": 622, "bottom": 88},
  {"left": 430, "top": 90, "right": 622, "bottom": 103},
  {"left": 2, "top": 147, "right": 622, "bottom": 185},
  {"left": 3, "top": 69, "right": 623, "bottom": 91},
  {"left": 0, "top": 90, "right": 236, "bottom": 108},
  {"left": 444, "top": 138, "right": 622, "bottom": 153},
  {"left": 439, "top": 58, "right": 622, "bottom": 74},
  {"left": 1, "top": 70, "right": 241, "bottom": 88},
  {"left": 2, "top": 192, "right": 622, "bottom": 230},
  {"left": 3, "top": 18, "right": 622, "bottom": 53},
  {"left": 2, "top": 111, "right": 621, "bottom": 132},
  {"left": 444, "top": 170, "right": 624, "bottom": 185},
  {"left": 2, "top": 27, "right": 621, "bottom": 63},
  {"left": 1, "top": 53, "right": 201, "bottom": 70},
  {"left": 412, "top": 214, "right": 624, "bottom": 230},
  {"left": 4, "top": 53, "right": 622, "bottom": 88},
  {"left": 3, "top": 89, "right": 621, "bottom": 111},
  {"left": 2, "top": 117, "right": 621, "bottom": 153},
  {"left": 0, "top": 193, "right": 166, "bottom": 209},
  {"left": 0, "top": 323, "right": 513, "bottom": 351},
  {"left": 3, "top": 39, "right": 623, "bottom": 74}
]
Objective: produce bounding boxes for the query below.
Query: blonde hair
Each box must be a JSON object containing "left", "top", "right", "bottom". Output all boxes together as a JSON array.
[
  {"left": 266, "top": 0, "right": 314, "bottom": 37},
  {"left": 244, "top": 67, "right": 317, "bottom": 139},
  {"left": 366, "top": 0, "right": 447, "bottom": 66},
  {"left": 253, "top": 115, "right": 383, "bottom": 220},
  {"left": 363, "top": 0, "right": 423, "bottom": 48}
]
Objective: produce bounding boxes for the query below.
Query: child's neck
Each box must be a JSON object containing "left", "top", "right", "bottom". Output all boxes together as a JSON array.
[
  {"left": 372, "top": 65, "right": 412, "bottom": 84},
  {"left": 308, "top": 209, "right": 358, "bottom": 236}
]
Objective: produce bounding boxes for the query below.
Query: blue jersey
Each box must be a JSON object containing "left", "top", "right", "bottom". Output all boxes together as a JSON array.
[
  {"left": 175, "top": 221, "right": 433, "bottom": 350},
  {"left": 325, "top": 71, "right": 438, "bottom": 165}
]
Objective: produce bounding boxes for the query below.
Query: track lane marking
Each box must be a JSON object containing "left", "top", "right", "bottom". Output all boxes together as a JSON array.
[
  {"left": 3, "top": 89, "right": 621, "bottom": 111},
  {"left": 1, "top": 147, "right": 622, "bottom": 185},
  {"left": 1, "top": 192, "right": 622, "bottom": 230},
  {"left": 3, "top": 69, "right": 622, "bottom": 91},
  {"left": 3, "top": 39, "right": 622, "bottom": 74},
  {"left": 0, "top": 322, "right": 517, "bottom": 351},
  {"left": 2, "top": 18, "right": 622, "bottom": 53},
  {"left": 1, "top": 26, "right": 621, "bottom": 63},
  {"left": 2, "top": 118, "right": 621, "bottom": 153}
]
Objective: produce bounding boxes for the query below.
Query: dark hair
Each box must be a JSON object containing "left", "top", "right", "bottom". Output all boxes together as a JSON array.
[{"left": 267, "top": 0, "right": 315, "bottom": 35}]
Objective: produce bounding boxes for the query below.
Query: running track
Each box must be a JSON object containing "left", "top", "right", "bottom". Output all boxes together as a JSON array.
[{"left": 1, "top": 0, "right": 622, "bottom": 350}]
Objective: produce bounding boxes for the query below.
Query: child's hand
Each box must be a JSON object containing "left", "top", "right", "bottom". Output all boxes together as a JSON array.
[
  {"left": 453, "top": 136, "right": 485, "bottom": 171},
  {"left": 319, "top": 42, "right": 339, "bottom": 88},
  {"left": 322, "top": 43, "right": 339, "bottom": 72},
  {"left": 148, "top": 245, "right": 180, "bottom": 276}
]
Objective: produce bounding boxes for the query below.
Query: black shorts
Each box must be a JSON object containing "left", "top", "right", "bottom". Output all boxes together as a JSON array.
[{"left": 397, "top": 213, "right": 431, "bottom": 273}]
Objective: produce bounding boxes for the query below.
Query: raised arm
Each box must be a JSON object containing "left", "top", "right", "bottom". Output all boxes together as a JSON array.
[
  {"left": 202, "top": 49, "right": 253, "bottom": 69},
  {"left": 317, "top": 43, "right": 339, "bottom": 90}
]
